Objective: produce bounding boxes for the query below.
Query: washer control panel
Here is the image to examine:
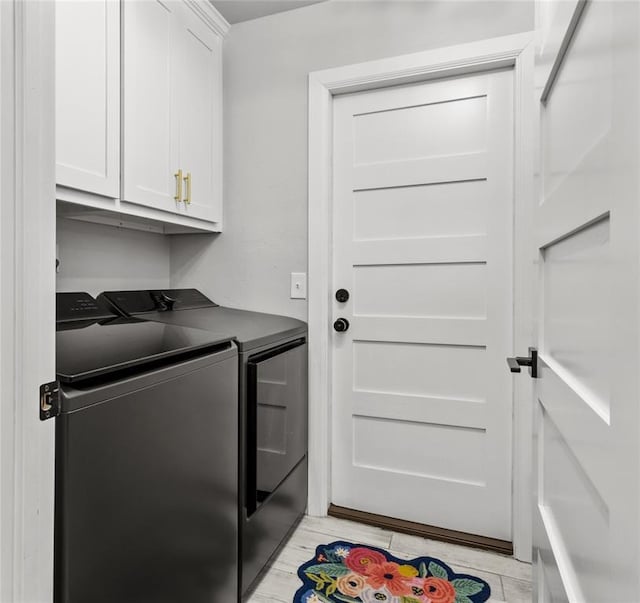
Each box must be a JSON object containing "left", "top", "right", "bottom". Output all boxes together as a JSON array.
[{"left": 56, "top": 292, "right": 114, "bottom": 323}]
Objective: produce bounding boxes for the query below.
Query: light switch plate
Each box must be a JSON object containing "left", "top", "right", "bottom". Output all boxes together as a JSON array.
[{"left": 290, "top": 272, "right": 307, "bottom": 299}]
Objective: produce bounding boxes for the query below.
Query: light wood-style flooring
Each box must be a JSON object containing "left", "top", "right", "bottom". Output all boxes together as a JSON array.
[{"left": 246, "top": 515, "right": 532, "bottom": 602}]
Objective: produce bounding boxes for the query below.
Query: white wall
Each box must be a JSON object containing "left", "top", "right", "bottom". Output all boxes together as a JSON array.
[
  {"left": 56, "top": 217, "right": 170, "bottom": 295},
  {"left": 170, "top": 0, "right": 534, "bottom": 320}
]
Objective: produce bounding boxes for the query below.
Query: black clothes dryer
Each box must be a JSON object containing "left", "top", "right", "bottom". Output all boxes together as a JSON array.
[{"left": 98, "top": 289, "right": 308, "bottom": 599}]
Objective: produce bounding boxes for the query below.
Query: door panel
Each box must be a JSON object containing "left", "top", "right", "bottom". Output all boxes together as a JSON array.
[
  {"left": 354, "top": 180, "right": 488, "bottom": 240},
  {"left": 353, "top": 95, "right": 488, "bottom": 163},
  {"left": 353, "top": 152, "right": 487, "bottom": 190},
  {"left": 540, "top": 411, "right": 608, "bottom": 592},
  {"left": 352, "top": 416, "right": 486, "bottom": 484},
  {"left": 533, "top": 0, "right": 640, "bottom": 600},
  {"left": 331, "top": 69, "right": 515, "bottom": 540},
  {"left": 353, "top": 262, "right": 487, "bottom": 318},
  {"left": 353, "top": 341, "right": 487, "bottom": 399},
  {"left": 543, "top": 217, "right": 611, "bottom": 418}
]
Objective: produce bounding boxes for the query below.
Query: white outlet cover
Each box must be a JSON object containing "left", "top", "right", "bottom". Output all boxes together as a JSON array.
[{"left": 290, "top": 272, "right": 307, "bottom": 299}]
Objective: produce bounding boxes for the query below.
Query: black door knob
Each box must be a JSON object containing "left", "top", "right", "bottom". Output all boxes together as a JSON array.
[
  {"left": 335, "top": 288, "right": 350, "bottom": 303},
  {"left": 333, "top": 318, "right": 350, "bottom": 332}
]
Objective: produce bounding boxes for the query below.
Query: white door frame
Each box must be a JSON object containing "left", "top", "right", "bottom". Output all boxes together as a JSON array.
[
  {"left": 307, "top": 32, "right": 535, "bottom": 561},
  {"left": 1, "top": 1, "right": 56, "bottom": 601}
]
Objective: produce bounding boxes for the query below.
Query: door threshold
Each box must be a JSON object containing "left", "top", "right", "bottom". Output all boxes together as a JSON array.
[{"left": 328, "top": 504, "right": 513, "bottom": 556}]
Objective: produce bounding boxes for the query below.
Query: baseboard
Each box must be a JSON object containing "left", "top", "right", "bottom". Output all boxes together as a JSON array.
[{"left": 327, "top": 504, "right": 513, "bottom": 556}]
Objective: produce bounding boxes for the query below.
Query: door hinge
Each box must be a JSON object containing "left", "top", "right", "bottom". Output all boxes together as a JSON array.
[{"left": 39, "top": 380, "right": 60, "bottom": 421}]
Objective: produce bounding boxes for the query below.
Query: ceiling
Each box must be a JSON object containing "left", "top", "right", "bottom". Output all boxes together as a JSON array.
[{"left": 210, "top": 0, "right": 328, "bottom": 24}]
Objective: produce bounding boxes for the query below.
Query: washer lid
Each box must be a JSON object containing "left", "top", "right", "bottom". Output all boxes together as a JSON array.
[{"left": 56, "top": 317, "right": 233, "bottom": 384}]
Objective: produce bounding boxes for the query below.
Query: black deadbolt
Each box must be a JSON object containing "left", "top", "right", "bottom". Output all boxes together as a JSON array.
[
  {"left": 335, "top": 288, "right": 350, "bottom": 303},
  {"left": 333, "top": 318, "right": 350, "bottom": 332}
]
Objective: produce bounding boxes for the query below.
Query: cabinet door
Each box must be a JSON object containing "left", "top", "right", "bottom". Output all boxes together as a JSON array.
[
  {"left": 172, "top": 7, "right": 223, "bottom": 223},
  {"left": 122, "top": 0, "right": 180, "bottom": 211},
  {"left": 56, "top": 0, "right": 119, "bottom": 198}
]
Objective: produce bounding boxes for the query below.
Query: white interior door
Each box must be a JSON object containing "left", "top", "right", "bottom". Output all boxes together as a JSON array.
[
  {"left": 331, "top": 69, "right": 515, "bottom": 541},
  {"left": 533, "top": 0, "right": 640, "bottom": 600}
]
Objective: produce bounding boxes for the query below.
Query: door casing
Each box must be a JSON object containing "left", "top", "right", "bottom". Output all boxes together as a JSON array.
[{"left": 307, "top": 31, "right": 535, "bottom": 561}]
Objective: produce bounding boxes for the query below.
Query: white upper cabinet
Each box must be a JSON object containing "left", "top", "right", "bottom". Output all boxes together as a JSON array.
[
  {"left": 172, "top": 5, "right": 223, "bottom": 223},
  {"left": 122, "top": 0, "right": 223, "bottom": 224},
  {"left": 56, "top": 0, "right": 120, "bottom": 199},
  {"left": 56, "top": 0, "right": 228, "bottom": 233}
]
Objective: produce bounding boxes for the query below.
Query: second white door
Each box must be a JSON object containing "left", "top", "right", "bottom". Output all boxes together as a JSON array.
[{"left": 331, "top": 69, "right": 515, "bottom": 541}]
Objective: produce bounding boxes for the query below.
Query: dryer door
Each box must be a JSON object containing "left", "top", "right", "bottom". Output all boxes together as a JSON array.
[{"left": 246, "top": 338, "right": 307, "bottom": 516}]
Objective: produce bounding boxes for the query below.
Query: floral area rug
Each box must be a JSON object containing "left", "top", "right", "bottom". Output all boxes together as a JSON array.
[{"left": 293, "top": 540, "right": 491, "bottom": 603}]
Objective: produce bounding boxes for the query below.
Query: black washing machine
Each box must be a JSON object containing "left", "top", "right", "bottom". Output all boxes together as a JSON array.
[
  {"left": 98, "top": 289, "right": 308, "bottom": 599},
  {"left": 54, "top": 292, "right": 239, "bottom": 603}
]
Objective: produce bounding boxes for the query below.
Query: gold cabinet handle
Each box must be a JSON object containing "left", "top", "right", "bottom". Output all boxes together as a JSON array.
[
  {"left": 174, "top": 169, "right": 183, "bottom": 202},
  {"left": 183, "top": 172, "right": 192, "bottom": 205}
]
